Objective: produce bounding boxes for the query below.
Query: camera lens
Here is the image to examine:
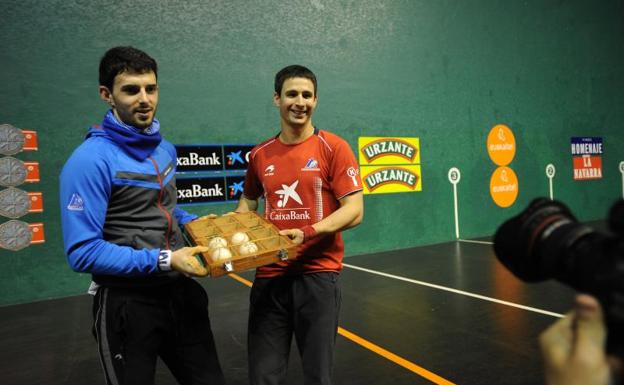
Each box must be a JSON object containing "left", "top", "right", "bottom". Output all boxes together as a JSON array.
[
  {"left": 494, "top": 199, "right": 581, "bottom": 282},
  {"left": 494, "top": 198, "right": 624, "bottom": 356},
  {"left": 608, "top": 200, "right": 624, "bottom": 235}
]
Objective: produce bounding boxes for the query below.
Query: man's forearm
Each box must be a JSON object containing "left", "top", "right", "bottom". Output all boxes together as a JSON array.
[
  {"left": 312, "top": 205, "right": 360, "bottom": 235},
  {"left": 311, "top": 192, "right": 363, "bottom": 235}
]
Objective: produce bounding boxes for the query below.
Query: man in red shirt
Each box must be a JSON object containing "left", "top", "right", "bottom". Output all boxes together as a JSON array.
[{"left": 235, "top": 65, "right": 364, "bottom": 385}]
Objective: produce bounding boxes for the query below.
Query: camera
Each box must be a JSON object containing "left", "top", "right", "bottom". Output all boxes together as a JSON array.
[{"left": 493, "top": 198, "right": 624, "bottom": 356}]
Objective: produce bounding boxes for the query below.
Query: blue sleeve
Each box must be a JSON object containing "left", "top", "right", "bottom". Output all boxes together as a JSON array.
[
  {"left": 59, "top": 144, "right": 159, "bottom": 276},
  {"left": 174, "top": 206, "right": 198, "bottom": 225}
]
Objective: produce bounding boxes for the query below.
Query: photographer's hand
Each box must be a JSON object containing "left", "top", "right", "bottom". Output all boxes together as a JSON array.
[{"left": 540, "top": 294, "right": 611, "bottom": 385}]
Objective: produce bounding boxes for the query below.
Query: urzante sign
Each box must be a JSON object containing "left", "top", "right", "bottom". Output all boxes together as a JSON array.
[
  {"left": 358, "top": 137, "right": 422, "bottom": 195},
  {"left": 358, "top": 137, "right": 420, "bottom": 166},
  {"left": 361, "top": 165, "right": 422, "bottom": 194}
]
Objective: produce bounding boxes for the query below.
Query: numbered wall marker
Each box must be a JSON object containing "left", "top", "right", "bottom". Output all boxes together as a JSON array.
[
  {"left": 545, "top": 164, "right": 556, "bottom": 200},
  {"left": 619, "top": 161, "right": 624, "bottom": 199},
  {"left": 448, "top": 167, "right": 461, "bottom": 239}
]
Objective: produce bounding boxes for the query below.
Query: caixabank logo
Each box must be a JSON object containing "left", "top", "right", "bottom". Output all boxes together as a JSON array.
[
  {"left": 177, "top": 176, "right": 226, "bottom": 204},
  {"left": 223, "top": 145, "right": 254, "bottom": 171},
  {"left": 174, "top": 142, "right": 253, "bottom": 205},
  {"left": 175, "top": 145, "right": 223, "bottom": 172},
  {"left": 358, "top": 137, "right": 422, "bottom": 195},
  {"left": 176, "top": 176, "right": 246, "bottom": 205},
  {"left": 175, "top": 144, "right": 254, "bottom": 173}
]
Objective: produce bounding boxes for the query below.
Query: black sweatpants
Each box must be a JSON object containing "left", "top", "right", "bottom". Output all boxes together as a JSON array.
[
  {"left": 248, "top": 272, "right": 341, "bottom": 385},
  {"left": 92, "top": 278, "right": 225, "bottom": 385}
]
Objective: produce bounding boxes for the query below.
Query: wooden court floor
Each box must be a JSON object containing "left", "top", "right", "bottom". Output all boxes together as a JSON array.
[{"left": 0, "top": 239, "right": 575, "bottom": 385}]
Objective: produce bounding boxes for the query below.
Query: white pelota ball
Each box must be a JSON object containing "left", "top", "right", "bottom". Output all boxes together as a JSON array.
[
  {"left": 211, "top": 247, "right": 232, "bottom": 261},
  {"left": 238, "top": 241, "right": 258, "bottom": 255},
  {"left": 231, "top": 231, "right": 250, "bottom": 246},
  {"left": 208, "top": 237, "right": 228, "bottom": 250}
]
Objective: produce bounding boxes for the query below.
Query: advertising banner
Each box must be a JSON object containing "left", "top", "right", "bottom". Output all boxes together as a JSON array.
[
  {"left": 571, "top": 137, "right": 603, "bottom": 180},
  {"left": 361, "top": 165, "right": 422, "bottom": 195}
]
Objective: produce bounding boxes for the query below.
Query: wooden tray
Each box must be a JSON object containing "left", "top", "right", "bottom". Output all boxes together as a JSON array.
[{"left": 184, "top": 212, "right": 298, "bottom": 277}]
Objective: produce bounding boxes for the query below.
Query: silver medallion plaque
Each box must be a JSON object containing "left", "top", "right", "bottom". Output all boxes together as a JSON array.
[
  {"left": 0, "top": 220, "right": 32, "bottom": 251},
  {"left": 0, "top": 156, "right": 27, "bottom": 187},
  {"left": 0, "top": 187, "right": 31, "bottom": 218},
  {"left": 0, "top": 124, "right": 25, "bottom": 156}
]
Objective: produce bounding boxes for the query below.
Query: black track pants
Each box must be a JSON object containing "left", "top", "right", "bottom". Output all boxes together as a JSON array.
[
  {"left": 92, "top": 278, "right": 225, "bottom": 385},
  {"left": 248, "top": 272, "right": 341, "bottom": 385}
]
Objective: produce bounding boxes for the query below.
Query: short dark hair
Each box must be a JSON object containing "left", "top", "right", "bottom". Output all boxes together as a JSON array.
[
  {"left": 99, "top": 46, "right": 158, "bottom": 90},
  {"left": 274, "top": 65, "right": 317, "bottom": 96}
]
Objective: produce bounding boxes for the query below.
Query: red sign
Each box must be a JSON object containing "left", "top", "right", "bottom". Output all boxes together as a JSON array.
[
  {"left": 21, "top": 130, "right": 38, "bottom": 151},
  {"left": 571, "top": 137, "right": 603, "bottom": 180},
  {"left": 23, "top": 161, "right": 40, "bottom": 182},
  {"left": 27, "top": 192, "right": 43, "bottom": 213},
  {"left": 29, "top": 222, "right": 45, "bottom": 244}
]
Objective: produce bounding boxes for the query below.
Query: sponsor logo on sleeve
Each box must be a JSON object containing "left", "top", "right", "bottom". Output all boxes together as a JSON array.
[
  {"left": 347, "top": 167, "right": 360, "bottom": 187},
  {"left": 67, "top": 193, "right": 84, "bottom": 211}
]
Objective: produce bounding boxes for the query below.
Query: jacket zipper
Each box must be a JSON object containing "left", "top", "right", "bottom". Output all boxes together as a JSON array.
[{"left": 149, "top": 157, "right": 172, "bottom": 250}]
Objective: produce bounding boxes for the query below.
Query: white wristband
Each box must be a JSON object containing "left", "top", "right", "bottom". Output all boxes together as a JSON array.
[{"left": 158, "top": 249, "right": 172, "bottom": 271}]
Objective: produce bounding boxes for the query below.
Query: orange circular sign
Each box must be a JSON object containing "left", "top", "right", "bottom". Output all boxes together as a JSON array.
[
  {"left": 490, "top": 166, "right": 519, "bottom": 208},
  {"left": 487, "top": 124, "right": 516, "bottom": 166}
]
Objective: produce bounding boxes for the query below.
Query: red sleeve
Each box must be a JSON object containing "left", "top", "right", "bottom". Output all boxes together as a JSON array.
[
  {"left": 243, "top": 151, "right": 263, "bottom": 200},
  {"left": 329, "top": 137, "right": 363, "bottom": 199}
]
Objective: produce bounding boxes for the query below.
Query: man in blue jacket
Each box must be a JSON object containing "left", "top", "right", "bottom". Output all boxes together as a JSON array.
[{"left": 59, "top": 46, "right": 225, "bottom": 385}]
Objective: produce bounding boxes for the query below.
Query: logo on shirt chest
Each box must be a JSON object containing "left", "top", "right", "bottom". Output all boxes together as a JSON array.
[
  {"left": 268, "top": 179, "right": 312, "bottom": 222},
  {"left": 275, "top": 180, "right": 302, "bottom": 208},
  {"left": 301, "top": 158, "right": 320, "bottom": 172},
  {"left": 264, "top": 165, "right": 275, "bottom": 176}
]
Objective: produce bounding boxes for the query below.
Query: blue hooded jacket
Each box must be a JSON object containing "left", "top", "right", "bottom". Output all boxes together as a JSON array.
[{"left": 60, "top": 116, "right": 196, "bottom": 286}]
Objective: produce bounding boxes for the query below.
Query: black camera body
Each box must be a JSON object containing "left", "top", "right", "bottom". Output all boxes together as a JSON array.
[{"left": 494, "top": 198, "right": 624, "bottom": 356}]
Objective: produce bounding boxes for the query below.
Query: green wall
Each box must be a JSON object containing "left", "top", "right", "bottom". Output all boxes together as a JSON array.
[{"left": 1, "top": 0, "right": 623, "bottom": 305}]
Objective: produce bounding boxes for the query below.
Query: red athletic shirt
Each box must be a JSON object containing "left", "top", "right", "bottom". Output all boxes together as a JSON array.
[{"left": 243, "top": 128, "right": 363, "bottom": 278}]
